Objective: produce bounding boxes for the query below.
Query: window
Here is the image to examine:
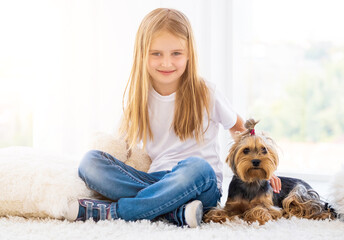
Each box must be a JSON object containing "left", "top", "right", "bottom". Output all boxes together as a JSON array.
[{"left": 233, "top": 0, "right": 344, "bottom": 176}]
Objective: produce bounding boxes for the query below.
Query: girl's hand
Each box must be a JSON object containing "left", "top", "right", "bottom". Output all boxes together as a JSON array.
[{"left": 270, "top": 174, "right": 281, "bottom": 193}]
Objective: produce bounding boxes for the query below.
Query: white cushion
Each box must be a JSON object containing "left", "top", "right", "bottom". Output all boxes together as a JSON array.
[{"left": 0, "top": 147, "right": 95, "bottom": 219}]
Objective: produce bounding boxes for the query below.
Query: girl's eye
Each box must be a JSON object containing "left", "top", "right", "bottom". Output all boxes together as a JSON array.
[
  {"left": 243, "top": 148, "right": 250, "bottom": 154},
  {"left": 261, "top": 147, "right": 267, "bottom": 154},
  {"left": 151, "top": 52, "right": 161, "bottom": 56},
  {"left": 172, "top": 52, "right": 181, "bottom": 56}
]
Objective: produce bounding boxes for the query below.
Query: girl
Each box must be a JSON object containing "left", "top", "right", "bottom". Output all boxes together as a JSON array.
[{"left": 64, "top": 8, "right": 281, "bottom": 227}]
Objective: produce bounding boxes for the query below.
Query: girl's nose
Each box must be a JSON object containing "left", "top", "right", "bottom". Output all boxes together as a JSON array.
[{"left": 161, "top": 56, "right": 172, "bottom": 67}]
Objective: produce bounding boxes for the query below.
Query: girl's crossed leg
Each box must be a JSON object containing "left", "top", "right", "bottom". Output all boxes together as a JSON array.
[{"left": 67, "top": 150, "right": 221, "bottom": 226}]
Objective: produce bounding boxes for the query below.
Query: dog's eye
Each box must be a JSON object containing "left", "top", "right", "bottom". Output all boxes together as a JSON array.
[
  {"left": 261, "top": 147, "right": 267, "bottom": 154},
  {"left": 243, "top": 148, "right": 250, "bottom": 154}
]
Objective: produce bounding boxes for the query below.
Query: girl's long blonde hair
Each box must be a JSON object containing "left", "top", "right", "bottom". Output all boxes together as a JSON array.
[{"left": 120, "top": 8, "right": 210, "bottom": 149}]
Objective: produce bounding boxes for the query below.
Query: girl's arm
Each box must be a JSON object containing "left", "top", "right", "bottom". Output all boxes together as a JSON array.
[{"left": 229, "top": 114, "right": 246, "bottom": 137}]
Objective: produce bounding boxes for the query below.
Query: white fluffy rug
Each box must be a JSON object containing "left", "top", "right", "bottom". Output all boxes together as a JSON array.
[
  {"left": 0, "top": 216, "right": 343, "bottom": 240},
  {"left": 1, "top": 146, "right": 344, "bottom": 240}
]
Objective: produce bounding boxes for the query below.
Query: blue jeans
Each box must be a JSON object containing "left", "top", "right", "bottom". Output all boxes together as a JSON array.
[{"left": 78, "top": 150, "right": 221, "bottom": 222}]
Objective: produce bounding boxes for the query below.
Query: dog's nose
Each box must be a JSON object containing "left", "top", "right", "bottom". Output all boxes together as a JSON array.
[{"left": 251, "top": 159, "right": 261, "bottom": 167}]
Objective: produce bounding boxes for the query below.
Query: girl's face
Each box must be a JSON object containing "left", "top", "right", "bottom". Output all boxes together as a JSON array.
[{"left": 147, "top": 31, "right": 188, "bottom": 96}]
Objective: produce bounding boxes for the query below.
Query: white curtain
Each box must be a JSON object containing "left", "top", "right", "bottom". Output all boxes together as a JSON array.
[{"left": 27, "top": 0, "right": 236, "bottom": 159}]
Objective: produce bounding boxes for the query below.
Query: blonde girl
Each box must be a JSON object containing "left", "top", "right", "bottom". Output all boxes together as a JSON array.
[{"left": 65, "top": 8, "right": 281, "bottom": 227}]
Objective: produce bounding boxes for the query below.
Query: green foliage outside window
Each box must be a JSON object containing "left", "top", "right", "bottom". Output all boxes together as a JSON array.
[{"left": 251, "top": 45, "right": 344, "bottom": 142}]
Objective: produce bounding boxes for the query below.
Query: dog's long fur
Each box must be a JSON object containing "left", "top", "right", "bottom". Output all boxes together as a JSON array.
[{"left": 204, "top": 119, "right": 337, "bottom": 225}]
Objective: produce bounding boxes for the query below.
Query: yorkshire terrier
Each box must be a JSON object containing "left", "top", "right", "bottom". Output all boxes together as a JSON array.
[{"left": 204, "top": 119, "right": 337, "bottom": 225}]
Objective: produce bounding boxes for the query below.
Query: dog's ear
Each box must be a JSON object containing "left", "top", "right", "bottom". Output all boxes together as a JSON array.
[{"left": 260, "top": 135, "right": 279, "bottom": 169}]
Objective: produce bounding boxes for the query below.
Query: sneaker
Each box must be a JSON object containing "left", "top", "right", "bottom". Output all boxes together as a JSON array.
[
  {"left": 184, "top": 200, "right": 203, "bottom": 228},
  {"left": 64, "top": 198, "right": 113, "bottom": 222},
  {"left": 162, "top": 200, "right": 203, "bottom": 228}
]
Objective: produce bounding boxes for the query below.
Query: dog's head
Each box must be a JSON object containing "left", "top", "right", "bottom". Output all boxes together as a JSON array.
[{"left": 226, "top": 119, "right": 279, "bottom": 183}]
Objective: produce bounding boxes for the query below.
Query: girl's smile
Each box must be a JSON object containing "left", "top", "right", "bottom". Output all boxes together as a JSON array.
[
  {"left": 157, "top": 69, "right": 177, "bottom": 75},
  {"left": 147, "top": 31, "right": 188, "bottom": 96}
]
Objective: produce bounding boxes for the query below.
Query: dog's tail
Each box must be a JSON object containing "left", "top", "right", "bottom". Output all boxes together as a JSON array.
[{"left": 282, "top": 184, "right": 337, "bottom": 220}]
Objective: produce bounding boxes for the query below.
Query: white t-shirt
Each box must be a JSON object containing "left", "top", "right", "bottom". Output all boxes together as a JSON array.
[{"left": 145, "top": 82, "right": 237, "bottom": 190}]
